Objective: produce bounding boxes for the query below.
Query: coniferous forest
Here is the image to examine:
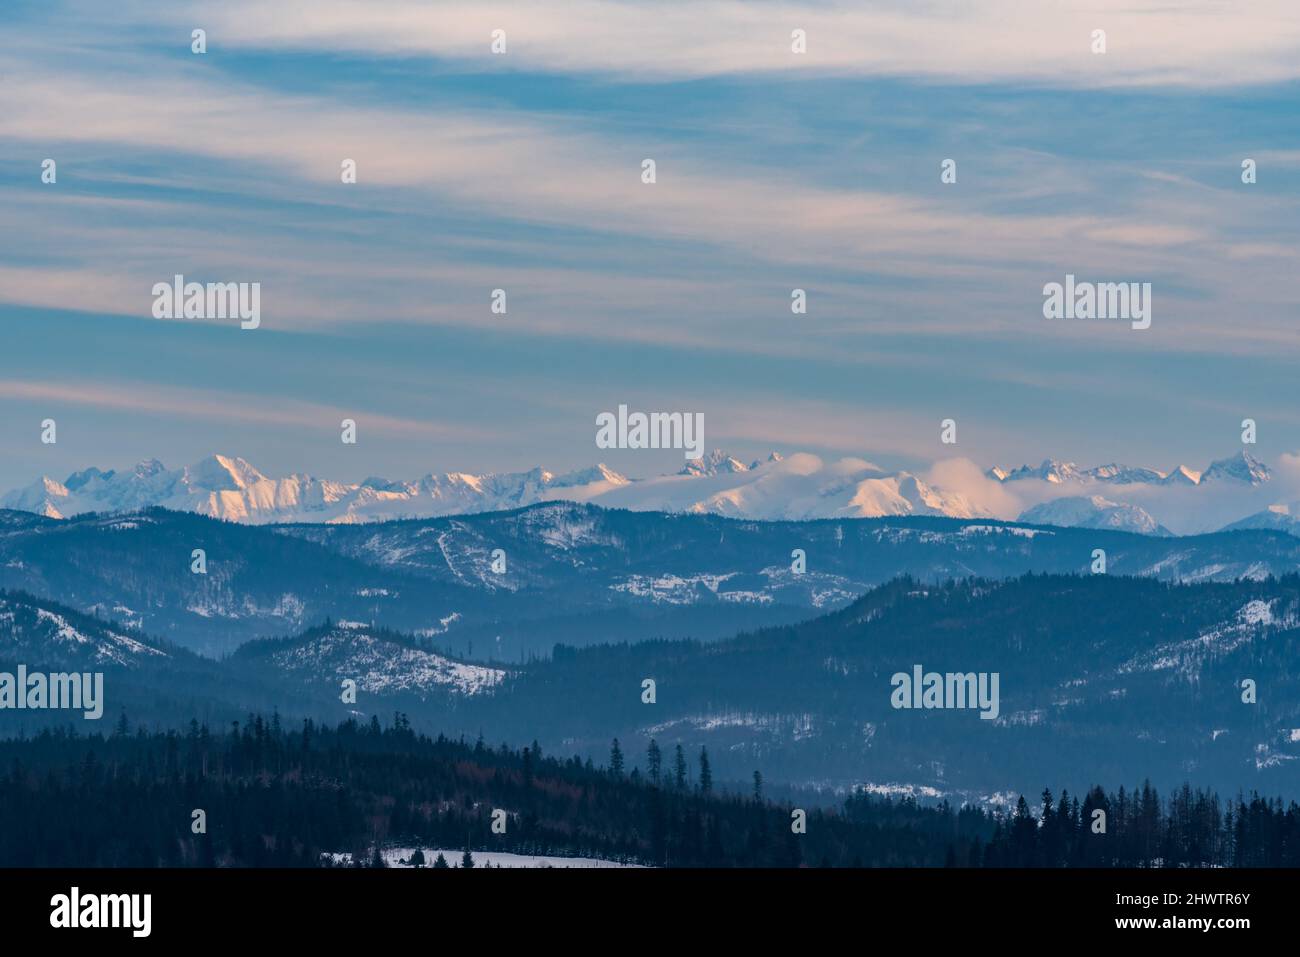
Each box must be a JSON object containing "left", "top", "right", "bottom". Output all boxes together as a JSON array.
[{"left": 1, "top": 714, "right": 1297, "bottom": 868}]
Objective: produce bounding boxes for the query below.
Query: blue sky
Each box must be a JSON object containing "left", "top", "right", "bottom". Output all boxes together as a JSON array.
[{"left": 2, "top": 0, "right": 1299, "bottom": 488}]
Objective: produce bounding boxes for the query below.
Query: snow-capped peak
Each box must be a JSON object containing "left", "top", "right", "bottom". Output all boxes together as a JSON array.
[
  {"left": 3, "top": 476, "right": 73, "bottom": 518},
  {"left": 1082, "top": 464, "right": 1165, "bottom": 484},
  {"left": 994, "top": 459, "right": 1082, "bottom": 484},
  {"left": 0, "top": 447, "right": 1290, "bottom": 534},
  {"left": 64, "top": 466, "right": 115, "bottom": 491},
  {"left": 1160, "top": 464, "right": 1201, "bottom": 486},
  {"left": 184, "top": 454, "right": 268, "bottom": 491},
  {"left": 987, "top": 453, "right": 1268, "bottom": 489},
  {"left": 132, "top": 458, "right": 168, "bottom": 479},
  {"left": 1200, "top": 450, "right": 1271, "bottom": 486},
  {"left": 1018, "top": 495, "right": 1168, "bottom": 535},
  {"left": 550, "top": 464, "right": 629, "bottom": 488},
  {"left": 1220, "top": 501, "right": 1300, "bottom": 535},
  {"left": 678, "top": 450, "right": 750, "bottom": 477}
]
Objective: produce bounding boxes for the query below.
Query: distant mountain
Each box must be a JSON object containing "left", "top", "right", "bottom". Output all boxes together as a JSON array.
[
  {"left": 677, "top": 450, "right": 749, "bottom": 477},
  {"left": 1082, "top": 464, "right": 1166, "bottom": 485},
  {"left": 987, "top": 459, "right": 1169, "bottom": 485},
  {"left": 987, "top": 451, "right": 1270, "bottom": 488},
  {"left": 0, "top": 453, "right": 629, "bottom": 524},
  {"left": 3, "top": 448, "right": 1291, "bottom": 532},
  {"left": 2, "top": 502, "right": 1299, "bottom": 658},
  {"left": 982, "top": 450, "right": 1291, "bottom": 535},
  {"left": 1017, "top": 496, "right": 1171, "bottom": 536},
  {"left": 1222, "top": 503, "right": 1300, "bottom": 536},
  {"left": 1199, "top": 450, "right": 1272, "bottom": 486},
  {"left": 1160, "top": 464, "right": 1202, "bottom": 486},
  {"left": 0, "top": 451, "right": 981, "bottom": 524},
  {"left": 989, "top": 459, "right": 1086, "bottom": 484},
  {"left": 7, "top": 444, "right": 1296, "bottom": 543}
]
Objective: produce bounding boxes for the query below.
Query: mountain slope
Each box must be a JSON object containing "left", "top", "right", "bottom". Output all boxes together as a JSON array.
[
  {"left": 0, "top": 591, "right": 171, "bottom": 669},
  {"left": 234, "top": 622, "right": 507, "bottom": 700},
  {"left": 1222, "top": 503, "right": 1300, "bottom": 536}
]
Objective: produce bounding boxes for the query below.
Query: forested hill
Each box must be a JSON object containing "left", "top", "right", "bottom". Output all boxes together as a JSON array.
[
  {"left": 4, "top": 503, "right": 1299, "bottom": 659},
  {"left": 6, "top": 573, "right": 1300, "bottom": 801},
  {"left": 459, "top": 572, "right": 1300, "bottom": 799},
  {"left": 1, "top": 716, "right": 1297, "bottom": 868}
]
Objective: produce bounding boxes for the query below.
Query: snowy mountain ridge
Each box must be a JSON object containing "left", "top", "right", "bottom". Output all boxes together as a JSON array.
[{"left": 2, "top": 448, "right": 1295, "bottom": 536}]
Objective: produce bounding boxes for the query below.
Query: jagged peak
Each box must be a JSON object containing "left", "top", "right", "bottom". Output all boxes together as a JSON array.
[
  {"left": 679, "top": 450, "right": 750, "bottom": 477},
  {"left": 1201, "top": 449, "right": 1271, "bottom": 485}
]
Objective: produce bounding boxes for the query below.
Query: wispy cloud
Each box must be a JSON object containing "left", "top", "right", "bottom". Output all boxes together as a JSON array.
[
  {"left": 2, "top": 58, "right": 1294, "bottom": 356},
  {"left": 1, "top": 0, "right": 1297, "bottom": 483},
  {"left": 0, "top": 379, "right": 485, "bottom": 441},
  {"left": 161, "top": 0, "right": 1300, "bottom": 88}
]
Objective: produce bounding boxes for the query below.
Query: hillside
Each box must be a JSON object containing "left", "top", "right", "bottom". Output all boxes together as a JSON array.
[{"left": 3, "top": 503, "right": 1299, "bottom": 657}]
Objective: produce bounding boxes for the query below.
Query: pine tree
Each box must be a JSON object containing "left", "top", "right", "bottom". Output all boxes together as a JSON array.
[
  {"left": 753, "top": 770, "right": 763, "bottom": 803},
  {"left": 647, "top": 739, "right": 662, "bottom": 787},
  {"left": 433, "top": 852, "right": 450, "bottom": 869},
  {"left": 673, "top": 744, "right": 688, "bottom": 791},
  {"left": 609, "top": 738, "right": 624, "bottom": 778},
  {"left": 461, "top": 849, "right": 475, "bottom": 869},
  {"left": 699, "top": 747, "right": 712, "bottom": 797}
]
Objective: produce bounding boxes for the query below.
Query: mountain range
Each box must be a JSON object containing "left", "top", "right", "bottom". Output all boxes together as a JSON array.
[
  {"left": 7, "top": 572, "right": 1300, "bottom": 802},
  {"left": 2, "top": 501, "right": 1299, "bottom": 658},
  {"left": 4, "top": 448, "right": 1297, "bottom": 536},
  {"left": 5, "top": 485, "right": 1300, "bottom": 800}
]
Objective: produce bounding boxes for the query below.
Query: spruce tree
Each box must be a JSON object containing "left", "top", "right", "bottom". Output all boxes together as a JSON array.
[
  {"left": 647, "top": 739, "right": 662, "bottom": 787},
  {"left": 609, "top": 738, "right": 624, "bottom": 778}
]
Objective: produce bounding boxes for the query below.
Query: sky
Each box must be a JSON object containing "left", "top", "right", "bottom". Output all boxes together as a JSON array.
[{"left": 1, "top": 0, "right": 1299, "bottom": 489}]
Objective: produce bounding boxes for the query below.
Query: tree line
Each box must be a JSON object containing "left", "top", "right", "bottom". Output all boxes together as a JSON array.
[{"left": 0, "top": 714, "right": 1297, "bottom": 867}]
